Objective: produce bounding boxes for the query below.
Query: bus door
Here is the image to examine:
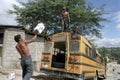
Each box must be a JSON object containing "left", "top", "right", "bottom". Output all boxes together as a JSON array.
[{"left": 51, "top": 41, "right": 67, "bottom": 69}]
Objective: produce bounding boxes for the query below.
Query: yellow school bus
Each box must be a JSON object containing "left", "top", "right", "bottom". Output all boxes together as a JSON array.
[{"left": 40, "top": 32, "right": 106, "bottom": 80}]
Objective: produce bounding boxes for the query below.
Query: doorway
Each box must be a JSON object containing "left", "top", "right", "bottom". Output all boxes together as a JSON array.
[{"left": 51, "top": 41, "right": 66, "bottom": 69}]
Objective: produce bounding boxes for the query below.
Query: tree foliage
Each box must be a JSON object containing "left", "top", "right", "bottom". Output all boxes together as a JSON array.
[
  {"left": 9, "top": 0, "right": 106, "bottom": 37},
  {"left": 97, "top": 47, "right": 108, "bottom": 66},
  {"left": 98, "top": 47, "right": 108, "bottom": 58},
  {"left": 109, "top": 48, "right": 120, "bottom": 62},
  {"left": 98, "top": 47, "right": 120, "bottom": 64}
]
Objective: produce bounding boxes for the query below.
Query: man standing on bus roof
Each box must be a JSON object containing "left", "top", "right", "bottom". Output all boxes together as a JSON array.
[
  {"left": 60, "top": 7, "right": 70, "bottom": 31},
  {"left": 14, "top": 30, "right": 38, "bottom": 80}
]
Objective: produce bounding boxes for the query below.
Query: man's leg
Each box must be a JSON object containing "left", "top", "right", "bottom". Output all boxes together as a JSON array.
[
  {"left": 21, "top": 60, "right": 26, "bottom": 78},
  {"left": 23, "top": 57, "right": 33, "bottom": 80},
  {"left": 64, "top": 20, "right": 68, "bottom": 31},
  {"left": 67, "top": 20, "right": 69, "bottom": 29},
  {"left": 61, "top": 20, "right": 64, "bottom": 31}
]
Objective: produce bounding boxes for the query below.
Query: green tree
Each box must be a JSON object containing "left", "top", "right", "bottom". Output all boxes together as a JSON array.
[
  {"left": 98, "top": 47, "right": 108, "bottom": 58},
  {"left": 98, "top": 47, "right": 120, "bottom": 64},
  {"left": 9, "top": 0, "right": 106, "bottom": 37},
  {"left": 109, "top": 47, "right": 120, "bottom": 63},
  {"left": 98, "top": 47, "right": 108, "bottom": 66}
]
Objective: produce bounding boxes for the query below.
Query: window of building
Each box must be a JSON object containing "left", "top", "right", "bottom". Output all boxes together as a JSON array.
[
  {"left": 0, "top": 33, "right": 4, "bottom": 44},
  {"left": 0, "top": 32, "right": 4, "bottom": 58}
]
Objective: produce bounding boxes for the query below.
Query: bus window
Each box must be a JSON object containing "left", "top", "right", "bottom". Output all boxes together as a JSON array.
[
  {"left": 85, "top": 44, "right": 92, "bottom": 57},
  {"left": 85, "top": 45, "right": 89, "bottom": 56},
  {"left": 44, "top": 43, "right": 52, "bottom": 53},
  {"left": 92, "top": 49, "right": 97, "bottom": 59},
  {"left": 70, "top": 41, "right": 79, "bottom": 53},
  {"left": 89, "top": 47, "right": 92, "bottom": 57}
]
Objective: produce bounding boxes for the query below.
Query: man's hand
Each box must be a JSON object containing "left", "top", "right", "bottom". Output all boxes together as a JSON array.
[{"left": 34, "top": 29, "right": 38, "bottom": 35}]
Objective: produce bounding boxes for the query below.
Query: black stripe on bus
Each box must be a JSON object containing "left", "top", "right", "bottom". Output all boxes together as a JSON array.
[
  {"left": 41, "top": 60, "right": 50, "bottom": 62},
  {"left": 70, "top": 53, "right": 104, "bottom": 66},
  {"left": 42, "top": 53, "right": 51, "bottom": 55},
  {"left": 68, "top": 62, "right": 104, "bottom": 69}
]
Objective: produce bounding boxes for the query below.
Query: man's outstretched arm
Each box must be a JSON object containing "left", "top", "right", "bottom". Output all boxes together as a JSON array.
[{"left": 25, "top": 30, "right": 38, "bottom": 44}]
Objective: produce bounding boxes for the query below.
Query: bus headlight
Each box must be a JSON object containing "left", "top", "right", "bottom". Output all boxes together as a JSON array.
[{"left": 44, "top": 64, "right": 48, "bottom": 68}]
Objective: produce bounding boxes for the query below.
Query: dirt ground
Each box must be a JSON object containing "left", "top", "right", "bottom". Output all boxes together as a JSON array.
[
  {"left": 106, "top": 62, "right": 120, "bottom": 80},
  {"left": 1, "top": 62, "right": 120, "bottom": 80},
  {"left": 0, "top": 68, "right": 44, "bottom": 80}
]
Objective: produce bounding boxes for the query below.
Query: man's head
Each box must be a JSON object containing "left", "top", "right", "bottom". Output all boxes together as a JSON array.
[{"left": 14, "top": 34, "right": 21, "bottom": 43}]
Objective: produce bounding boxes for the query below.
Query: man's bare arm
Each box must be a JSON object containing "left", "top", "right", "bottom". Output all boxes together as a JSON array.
[
  {"left": 25, "top": 30, "right": 38, "bottom": 44},
  {"left": 25, "top": 35, "right": 37, "bottom": 44}
]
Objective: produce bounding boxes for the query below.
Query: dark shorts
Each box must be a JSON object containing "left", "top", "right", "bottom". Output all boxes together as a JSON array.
[{"left": 21, "top": 55, "right": 33, "bottom": 80}]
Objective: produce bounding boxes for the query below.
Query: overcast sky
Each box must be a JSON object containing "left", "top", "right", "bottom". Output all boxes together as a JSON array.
[
  {"left": 0, "top": 0, "right": 21, "bottom": 25},
  {"left": 0, "top": 0, "right": 120, "bottom": 48}
]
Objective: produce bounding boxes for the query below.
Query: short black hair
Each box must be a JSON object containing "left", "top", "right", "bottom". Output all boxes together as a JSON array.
[{"left": 14, "top": 34, "right": 21, "bottom": 42}]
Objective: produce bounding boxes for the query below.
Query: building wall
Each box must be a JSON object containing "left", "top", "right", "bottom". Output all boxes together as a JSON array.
[
  {"left": 1, "top": 28, "right": 44, "bottom": 71},
  {"left": 2, "top": 28, "right": 25, "bottom": 69}
]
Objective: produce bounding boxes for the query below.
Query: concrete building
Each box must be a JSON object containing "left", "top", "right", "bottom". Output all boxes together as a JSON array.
[{"left": 0, "top": 25, "right": 44, "bottom": 71}]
